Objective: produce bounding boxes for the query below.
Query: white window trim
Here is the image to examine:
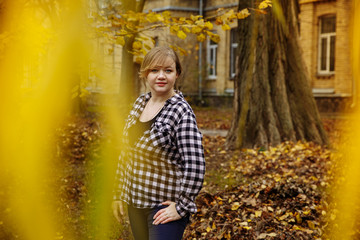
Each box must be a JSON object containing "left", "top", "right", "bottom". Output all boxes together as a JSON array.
[
  {"left": 230, "top": 29, "right": 238, "bottom": 79},
  {"left": 207, "top": 38, "right": 217, "bottom": 80},
  {"left": 317, "top": 16, "right": 336, "bottom": 75},
  {"left": 230, "top": 42, "right": 238, "bottom": 78}
]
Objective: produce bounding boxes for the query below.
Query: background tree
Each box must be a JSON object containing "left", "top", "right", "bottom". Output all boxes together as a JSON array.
[
  {"left": 118, "top": 0, "right": 145, "bottom": 104},
  {"left": 226, "top": 0, "right": 329, "bottom": 149}
]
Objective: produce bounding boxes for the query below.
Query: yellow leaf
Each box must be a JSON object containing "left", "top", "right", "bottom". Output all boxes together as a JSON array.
[
  {"left": 259, "top": 2, "right": 269, "bottom": 9},
  {"left": 182, "top": 26, "right": 191, "bottom": 33},
  {"left": 303, "top": 210, "right": 311, "bottom": 215},
  {"left": 177, "top": 30, "right": 187, "bottom": 39},
  {"left": 231, "top": 202, "right": 241, "bottom": 210},
  {"left": 205, "top": 21, "right": 213, "bottom": 30},
  {"left": 162, "top": 11, "right": 171, "bottom": 19},
  {"left": 212, "top": 221, "right": 216, "bottom": 229},
  {"left": 191, "top": 14, "right": 201, "bottom": 22},
  {"left": 215, "top": 17, "right": 223, "bottom": 25},
  {"left": 209, "top": 33, "right": 220, "bottom": 43},
  {"left": 255, "top": 211, "right": 262, "bottom": 217},
  {"left": 259, "top": 0, "right": 272, "bottom": 10},
  {"left": 156, "top": 13, "right": 164, "bottom": 22},
  {"left": 197, "top": 34, "right": 206, "bottom": 42},
  {"left": 206, "top": 226, "right": 212, "bottom": 232},
  {"left": 135, "top": 57, "right": 143, "bottom": 64},
  {"left": 295, "top": 213, "right": 302, "bottom": 224},
  {"left": 307, "top": 220, "right": 315, "bottom": 229},
  {"left": 192, "top": 26, "right": 203, "bottom": 34},
  {"left": 146, "top": 12, "right": 158, "bottom": 23},
  {"left": 292, "top": 225, "right": 301, "bottom": 231},
  {"left": 178, "top": 47, "right": 188, "bottom": 56},
  {"left": 237, "top": 8, "right": 250, "bottom": 19},
  {"left": 132, "top": 41, "right": 142, "bottom": 50},
  {"left": 278, "top": 213, "right": 289, "bottom": 220},
  {"left": 144, "top": 43, "right": 152, "bottom": 50},
  {"left": 116, "top": 36, "right": 125, "bottom": 46},
  {"left": 118, "top": 29, "right": 128, "bottom": 35},
  {"left": 195, "top": 19, "right": 205, "bottom": 27},
  {"left": 170, "top": 25, "right": 180, "bottom": 34},
  {"left": 222, "top": 24, "right": 231, "bottom": 31}
]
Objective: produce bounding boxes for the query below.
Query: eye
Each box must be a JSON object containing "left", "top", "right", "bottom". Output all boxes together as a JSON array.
[
  {"left": 165, "top": 69, "right": 173, "bottom": 73},
  {"left": 150, "top": 69, "right": 159, "bottom": 73}
]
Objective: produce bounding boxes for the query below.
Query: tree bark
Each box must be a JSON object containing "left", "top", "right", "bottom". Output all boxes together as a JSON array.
[
  {"left": 119, "top": 0, "right": 145, "bottom": 105},
  {"left": 226, "top": 0, "right": 329, "bottom": 149}
]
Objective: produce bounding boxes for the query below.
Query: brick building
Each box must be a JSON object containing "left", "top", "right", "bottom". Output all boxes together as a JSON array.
[
  {"left": 93, "top": 0, "right": 354, "bottom": 110},
  {"left": 299, "top": 0, "right": 354, "bottom": 111}
]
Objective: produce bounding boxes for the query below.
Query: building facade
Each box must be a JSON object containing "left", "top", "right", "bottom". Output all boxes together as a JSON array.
[
  {"left": 299, "top": 0, "right": 354, "bottom": 111},
  {"left": 93, "top": 0, "right": 354, "bottom": 110}
]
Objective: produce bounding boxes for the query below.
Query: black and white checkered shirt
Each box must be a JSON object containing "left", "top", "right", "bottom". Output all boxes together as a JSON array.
[{"left": 114, "top": 91, "right": 205, "bottom": 217}]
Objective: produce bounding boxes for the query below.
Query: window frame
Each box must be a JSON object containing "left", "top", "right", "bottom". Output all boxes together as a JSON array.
[
  {"left": 207, "top": 37, "right": 218, "bottom": 80},
  {"left": 230, "top": 28, "right": 238, "bottom": 79},
  {"left": 317, "top": 15, "right": 336, "bottom": 75}
]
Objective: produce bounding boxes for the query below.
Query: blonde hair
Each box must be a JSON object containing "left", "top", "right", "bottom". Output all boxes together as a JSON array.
[{"left": 139, "top": 46, "right": 183, "bottom": 88}]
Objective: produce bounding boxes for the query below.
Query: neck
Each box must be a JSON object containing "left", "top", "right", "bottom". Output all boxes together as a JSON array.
[{"left": 150, "top": 90, "right": 176, "bottom": 103}]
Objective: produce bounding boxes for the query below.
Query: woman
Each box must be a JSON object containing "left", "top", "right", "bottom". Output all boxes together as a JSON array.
[{"left": 112, "top": 46, "right": 205, "bottom": 240}]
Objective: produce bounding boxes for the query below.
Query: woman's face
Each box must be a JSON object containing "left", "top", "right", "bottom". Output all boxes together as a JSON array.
[{"left": 146, "top": 56, "right": 178, "bottom": 97}]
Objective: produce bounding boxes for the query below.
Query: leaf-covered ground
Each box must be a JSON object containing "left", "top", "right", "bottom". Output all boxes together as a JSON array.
[
  {"left": 52, "top": 108, "right": 356, "bottom": 240},
  {"left": 51, "top": 108, "right": 354, "bottom": 240},
  {"left": 2, "top": 108, "right": 353, "bottom": 240},
  {"left": 185, "top": 108, "right": 356, "bottom": 239},
  {"left": 184, "top": 139, "right": 334, "bottom": 239}
]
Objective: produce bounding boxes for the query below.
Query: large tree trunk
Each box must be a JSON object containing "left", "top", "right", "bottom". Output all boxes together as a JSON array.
[
  {"left": 226, "top": 0, "right": 329, "bottom": 149},
  {"left": 119, "top": 0, "right": 145, "bottom": 105}
]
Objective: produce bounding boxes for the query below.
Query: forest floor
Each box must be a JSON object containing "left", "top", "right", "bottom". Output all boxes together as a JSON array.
[
  {"left": 51, "top": 107, "right": 357, "bottom": 240},
  {"left": 2, "top": 107, "right": 354, "bottom": 240},
  {"left": 182, "top": 108, "right": 355, "bottom": 239}
]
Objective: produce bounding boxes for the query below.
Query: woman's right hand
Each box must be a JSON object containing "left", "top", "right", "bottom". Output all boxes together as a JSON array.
[{"left": 112, "top": 200, "right": 124, "bottom": 222}]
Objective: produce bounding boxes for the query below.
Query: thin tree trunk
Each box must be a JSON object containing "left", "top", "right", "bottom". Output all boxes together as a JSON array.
[{"left": 227, "top": 0, "right": 328, "bottom": 149}]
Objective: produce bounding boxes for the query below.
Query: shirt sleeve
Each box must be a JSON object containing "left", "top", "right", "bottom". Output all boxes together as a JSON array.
[
  {"left": 113, "top": 150, "right": 126, "bottom": 200},
  {"left": 175, "top": 111, "right": 205, "bottom": 217}
]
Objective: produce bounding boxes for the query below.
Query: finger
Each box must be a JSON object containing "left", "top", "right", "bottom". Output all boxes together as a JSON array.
[
  {"left": 113, "top": 208, "right": 121, "bottom": 222},
  {"left": 112, "top": 202, "right": 123, "bottom": 222},
  {"left": 119, "top": 203, "right": 124, "bottom": 215},
  {"left": 160, "top": 218, "right": 172, "bottom": 224},
  {"left": 161, "top": 201, "right": 172, "bottom": 206},
  {"left": 153, "top": 209, "right": 165, "bottom": 219},
  {"left": 154, "top": 216, "right": 169, "bottom": 225},
  {"left": 153, "top": 213, "right": 168, "bottom": 225}
]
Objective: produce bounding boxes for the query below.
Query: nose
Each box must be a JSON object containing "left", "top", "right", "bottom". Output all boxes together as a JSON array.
[{"left": 157, "top": 70, "right": 165, "bottom": 78}]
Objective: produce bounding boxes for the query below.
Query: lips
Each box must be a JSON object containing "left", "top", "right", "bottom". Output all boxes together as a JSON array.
[{"left": 156, "top": 82, "right": 166, "bottom": 87}]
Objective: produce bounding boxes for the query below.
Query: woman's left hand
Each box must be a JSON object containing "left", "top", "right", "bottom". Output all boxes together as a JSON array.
[{"left": 153, "top": 201, "right": 181, "bottom": 225}]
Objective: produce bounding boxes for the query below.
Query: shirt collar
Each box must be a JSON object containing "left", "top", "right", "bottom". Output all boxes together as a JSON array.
[{"left": 143, "top": 90, "right": 184, "bottom": 105}]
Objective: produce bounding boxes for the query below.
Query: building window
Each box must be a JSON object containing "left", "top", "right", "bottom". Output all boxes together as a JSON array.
[
  {"left": 318, "top": 15, "right": 336, "bottom": 75},
  {"left": 207, "top": 38, "right": 217, "bottom": 79},
  {"left": 154, "top": 36, "right": 159, "bottom": 47},
  {"left": 230, "top": 28, "right": 238, "bottom": 79}
]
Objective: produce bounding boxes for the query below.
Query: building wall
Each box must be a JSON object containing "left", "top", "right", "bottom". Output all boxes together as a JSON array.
[
  {"left": 299, "top": 0, "right": 353, "bottom": 97},
  {"left": 94, "top": 0, "right": 353, "bottom": 108}
]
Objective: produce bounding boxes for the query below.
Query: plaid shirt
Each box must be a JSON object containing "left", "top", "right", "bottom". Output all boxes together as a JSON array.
[{"left": 114, "top": 91, "right": 205, "bottom": 217}]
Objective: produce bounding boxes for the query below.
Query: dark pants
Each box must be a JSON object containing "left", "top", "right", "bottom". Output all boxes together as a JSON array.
[{"left": 127, "top": 204, "right": 189, "bottom": 240}]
